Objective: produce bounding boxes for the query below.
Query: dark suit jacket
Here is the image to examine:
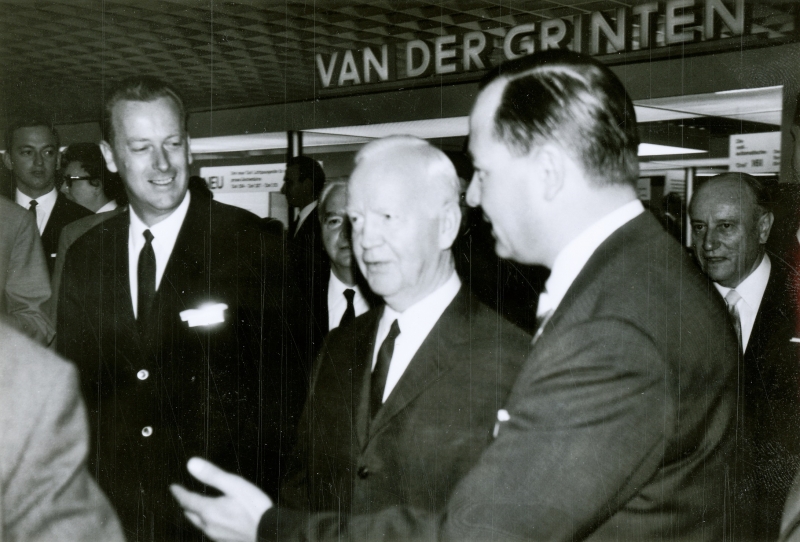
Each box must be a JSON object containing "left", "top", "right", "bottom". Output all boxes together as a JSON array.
[
  {"left": 260, "top": 212, "right": 739, "bottom": 542},
  {"left": 738, "top": 255, "right": 800, "bottom": 541},
  {"left": 57, "top": 191, "right": 308, "bottom": 541},
  {"left": 289, "top": 206, "right": 331, "bottom": 356},
  {"left": 259, "top": 286, "right": 531, "bottom": 539},
  {"left": 40, "top": 192, "right": 92, "bottom": 275}
]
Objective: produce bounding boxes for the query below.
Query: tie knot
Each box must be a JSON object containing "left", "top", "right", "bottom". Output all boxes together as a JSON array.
[
  {"left": 28, "top": 200, "right": 38, "bottom": 211},
  {"left": 386, "top": 319, "right": 401, "bottom": 341},
  {"left": 725, "top": 289, "right": 742, "bottom": 309},
  {"left": 343, "top": 288, "right": 355, "bottom": 303},
  {"left": 143, "top": 229, "right": 154, "bottom": 243}
]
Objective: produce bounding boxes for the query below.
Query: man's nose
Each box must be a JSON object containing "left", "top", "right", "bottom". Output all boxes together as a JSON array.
[
  {"left": 702, "top": 228, "right": 719, "bottom": 252},
  {"left": 153, "top": 146, "right": 171, "bottom": 171},
  {"left": 33, "top": 151, "right": 44, "bottom": 166},
  {"left": 356, "top": 216, "right": 381, "bottom": 249},
  {"left": 465, "top": 175, "right": 480, "bottom": 207}
]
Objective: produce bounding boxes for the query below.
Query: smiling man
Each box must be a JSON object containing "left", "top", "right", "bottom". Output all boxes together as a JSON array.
[
  {"left": 690, "top": 171, "right": 800, "bottom": 540},
  {"left": 57, "top": 76, "right": 307, "bottom": 541}
]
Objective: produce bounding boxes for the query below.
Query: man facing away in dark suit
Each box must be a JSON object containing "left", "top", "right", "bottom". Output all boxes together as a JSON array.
[
  {"left": 170, "top": 135, "right": 531, "bottom": 542},
  {"left": 690, "top": 172, "right": 800, "bottom": 541},
  {"left": 3, "top": 119, "right": 92, "bottom": 275},
  {"left": 57, "top": 75, "right": 308, "bottom": 541}
]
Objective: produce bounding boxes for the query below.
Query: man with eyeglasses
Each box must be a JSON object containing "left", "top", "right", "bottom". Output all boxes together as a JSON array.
[
  {"left": 3, "top": 119, "right": 91, "bottom": 275},
  {"left": 60, "top": 142, "right": 124, "bottom": 214}
]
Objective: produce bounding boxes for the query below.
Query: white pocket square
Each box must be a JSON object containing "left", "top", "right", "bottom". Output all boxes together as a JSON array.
[
  {"left": 180, "top": 303, "right": 228, "bottom": 328},
  {"left": 493, "top": 409, "right": 511, "bottom": 438},
  {"left": 791, "top": 337, "right": 800, "bottom": 343}
]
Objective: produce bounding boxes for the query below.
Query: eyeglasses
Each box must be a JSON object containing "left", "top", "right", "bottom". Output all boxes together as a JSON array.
[{"left": 61, "top": 174, "right": 94, "bottom": 186}]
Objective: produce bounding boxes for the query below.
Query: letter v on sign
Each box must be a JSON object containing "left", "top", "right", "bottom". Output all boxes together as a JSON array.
[{"left": 316, "top": 52, "right": 339, "bottom": 88}]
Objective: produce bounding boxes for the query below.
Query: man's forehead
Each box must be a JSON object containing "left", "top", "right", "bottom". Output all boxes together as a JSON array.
[
  {"left": 12, "top": 126, "right": 57, "bottom": 147},
  {"left": 696, "top": 179, "right": 757, "bottom": 210},
  {"left": 111, "top": 97, "right": 182, "bottom": 128}
]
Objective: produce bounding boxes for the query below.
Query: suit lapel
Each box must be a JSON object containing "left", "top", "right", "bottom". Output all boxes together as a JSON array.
[
  {"left": 104, "top": 209, "right": 144, "bottom": 359},
  {"left": 368, "top": 289, "right": 468, "bottom": 439},
  {"left": 152, "top": 194, "right": 209, "bottom": 323},
  {"left": 355, "top": 309, "right": 382, "bottom": 450}
]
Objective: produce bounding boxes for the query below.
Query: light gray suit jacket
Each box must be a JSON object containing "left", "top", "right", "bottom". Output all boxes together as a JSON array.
[
  {"left": 0, "top": 196, "right": 53, "bottom": 344},
  {"left": 0, "top": 322, "right": 124, "bottom": 542}
]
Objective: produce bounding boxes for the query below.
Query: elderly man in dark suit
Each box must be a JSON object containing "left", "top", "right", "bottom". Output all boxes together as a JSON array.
[
  {"left": 0, "top": 322, "right": 124, "bottom": 541},
  {"left": 57, "top": 75, "right": 307, "bottom": 541},
  {"left": 690, "top": 172, "right": 800, "bottom": 541},
  {"left": 3, "top": 119, "right": 92, "bottom": 274},
  {"left": 170, "top": 135, "right": 531, "bottom": 542}
]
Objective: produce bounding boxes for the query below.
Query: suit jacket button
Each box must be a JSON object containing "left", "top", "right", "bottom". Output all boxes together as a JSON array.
[
  {"left": 141, "top": 426, "right": 153, "bottom": 437},
  {"left": 357, "top": 466, "right": 369, "bottom": 479},
  {"left": 137, "top": 369, "right": 150, "bottom": 380}
]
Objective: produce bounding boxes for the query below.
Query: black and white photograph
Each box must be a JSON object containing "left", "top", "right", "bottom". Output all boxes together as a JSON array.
[{"left": 0, "top": 1, "right": 799, "bottom": 541}]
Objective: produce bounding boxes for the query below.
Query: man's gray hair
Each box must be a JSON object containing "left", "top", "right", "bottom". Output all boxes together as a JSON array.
[
  {"left": 318, "top": 178, "right": 348, "bottom": 224},
  {"left": 353, "top": 135, "right": 461, "bottom": 205}
]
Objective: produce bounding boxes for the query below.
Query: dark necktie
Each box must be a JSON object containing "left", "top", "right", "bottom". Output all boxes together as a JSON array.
[
  {"left": 370, "top": 319, "right": 400, "bottom": 417},
  {"left": 138, "top": 229, "right": 156, "bottom": 335},
  {"left": 340, "top": 289, "right": 356, "bottom": 327},
  {"left": 28, "top": 199, "right": 38, "bottom": 214},
  {"left": 725, "top": 289, "right": 743, "bottom": 354}
]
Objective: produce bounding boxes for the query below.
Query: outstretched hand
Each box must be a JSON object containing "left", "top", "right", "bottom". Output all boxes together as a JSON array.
[{"left": 170, "top": 457, "right": 272, "bottom": 542}]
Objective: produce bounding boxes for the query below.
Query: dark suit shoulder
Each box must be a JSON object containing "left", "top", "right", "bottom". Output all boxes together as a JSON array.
[{"left": 54, "top": 194, "right": 93, "bottom": 222}]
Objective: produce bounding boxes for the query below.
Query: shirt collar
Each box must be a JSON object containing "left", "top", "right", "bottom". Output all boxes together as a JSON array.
[
  {"left": 380, "top": 271, "right": 461, "bottom": 334},
  {"left": 16, "top": 187, "right": 57, "bottom": 209},
  {"left": 129, "top": 190, "right": 191, "bottom": 250},
  {"left": 96, "top": 199, "right": 119, "bottom": 213},
  {"left": 295, "top": 200, "right": 317, "bottom": 235},
  {"left": 538, "top": 199, "right": 644, "bottom": 317},
  {"left": 714, "top": 253, "right": 771, "bottom": 311},
  {"left": 328, "top": 270, "right": 360, "bottom": 298}
]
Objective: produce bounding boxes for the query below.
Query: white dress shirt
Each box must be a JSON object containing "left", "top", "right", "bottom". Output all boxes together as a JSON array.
[
  {"left": 537, "top": 199, "right": 645, "bottom": 319},
  {"left": 97, "top": 200, "right": 119, "bottom": 214},
  {"left": 16, "top": 188, "right": 58, "bottom": 234},
  {"left": 128, "top": 192, "right": 191, "bottom": 318},
  {"left": 714, "top": 253, "right": 771, "bottom": 351},
  {"left": 372, "top": 271, "right": 461, "bottom": 403},
  {"left": 294, "top": 200, "right": 317, "bottom": 237},
  {"left": 327, "top": 271, "right": 370, "bottom": 331}
]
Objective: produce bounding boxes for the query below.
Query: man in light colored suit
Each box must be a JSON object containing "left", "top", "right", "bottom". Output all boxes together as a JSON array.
[
  {"left": 0, "top": 195, "right": 53, "bottom": 344},
  {"left": 0, "top": 321, "right": 123, "bottom": 541}
]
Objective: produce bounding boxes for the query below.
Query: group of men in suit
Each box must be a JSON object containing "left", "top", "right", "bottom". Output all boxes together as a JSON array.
[
  {"left": 169, "top": 49, "right": 740, "bottom": 542},
  {"left": 4, "top": 48, "right": 798, "bottom": 542}
]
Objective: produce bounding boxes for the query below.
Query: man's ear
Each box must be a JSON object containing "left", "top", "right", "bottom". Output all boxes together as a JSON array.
[
  {"left": 2, "top": 151, "right": 13, "bottom": 171},
  {"left": 187, "top": 135, "right": 193, "bottom": 165},
  {"left": 530, "top": 144, "right": 565, "bottom": 201},
  {"left": 438, "top": 200, "right": 462, "bottom": 251},
  {"left": 757, "top": 211, "right": 774, "bottom": 245},
  {"left": 99, "top": 140, "right": 119, "bottom": 173}
]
